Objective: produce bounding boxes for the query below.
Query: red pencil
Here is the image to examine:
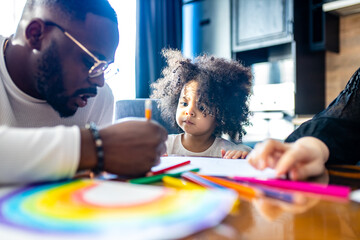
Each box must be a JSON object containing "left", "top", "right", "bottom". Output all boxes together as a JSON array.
[{"left": 149, "top": 160, "right": 191, "bottom": 176}]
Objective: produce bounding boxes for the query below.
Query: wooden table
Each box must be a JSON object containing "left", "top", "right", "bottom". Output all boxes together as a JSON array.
[
  {"left": 4, "top": 164, "right": 357, "bottom": 240},
  {"left": 183, "top": 172, "right": 360, "bottom": 240}
]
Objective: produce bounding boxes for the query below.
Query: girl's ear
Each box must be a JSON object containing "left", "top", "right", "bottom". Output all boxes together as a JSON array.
[{"left": 25, "top": 19, "right": 46, "bottom": 50}]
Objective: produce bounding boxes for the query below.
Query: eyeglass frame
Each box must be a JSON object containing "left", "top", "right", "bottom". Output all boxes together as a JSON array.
[{"left": 44, "top": 21, "right": 111, "bottom": 78}]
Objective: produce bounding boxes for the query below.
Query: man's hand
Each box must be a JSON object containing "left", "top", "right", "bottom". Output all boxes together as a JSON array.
[{"left": 80, "top": 118, "right": 167, "bottom": 177}]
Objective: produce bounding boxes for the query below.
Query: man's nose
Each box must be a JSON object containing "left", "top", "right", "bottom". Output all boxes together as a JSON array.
[{"left": 88, "top": 74, "right": 105, "bottom": 88}]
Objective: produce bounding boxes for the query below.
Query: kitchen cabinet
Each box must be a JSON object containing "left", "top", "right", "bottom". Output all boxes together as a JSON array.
[
  {"left": 233, "top": 0, "right": 326, "bottom": 115},
  {"left": 232, "top": 0, "right": 293, "bottom": 52}
]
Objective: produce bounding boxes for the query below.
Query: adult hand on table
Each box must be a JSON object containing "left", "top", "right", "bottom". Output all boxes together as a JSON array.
[
  {"left": 80, "top": 118, "right": 167, "bottom": 177},
  {"left": 247, "top": 137, "right": 329, "bottom": 180}
]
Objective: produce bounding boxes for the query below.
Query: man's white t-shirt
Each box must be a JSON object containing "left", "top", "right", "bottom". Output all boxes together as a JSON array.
[
  {"left": 0, "top": 35, "right": 114, "bottom": 184},
  {"left": 166, "top": 134, "right": 252, "bottom": 158}
]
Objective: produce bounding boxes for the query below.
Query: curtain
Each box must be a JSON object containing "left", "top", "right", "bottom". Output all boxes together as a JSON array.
[{"left": 135, "top": 0, "right": 182, "bottom": 98}]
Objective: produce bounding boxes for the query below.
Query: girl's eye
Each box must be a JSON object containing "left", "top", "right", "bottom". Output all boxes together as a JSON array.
[
  {"left": 199, "top": 106, "right": 205, "bottom": 112},
  {"left": 180, "top": 102, "right": 188, "bottom": 107}
]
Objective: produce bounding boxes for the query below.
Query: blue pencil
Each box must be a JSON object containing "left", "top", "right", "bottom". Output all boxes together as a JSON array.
[
  {"left": 251, "top": 184, "right": 296, "bottom": 203},
  {"left": 181, "top": 172, "right": 227, "bottom": 189}
]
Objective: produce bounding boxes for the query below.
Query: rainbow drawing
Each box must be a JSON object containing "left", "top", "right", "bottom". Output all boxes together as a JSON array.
[{"left": 0, "top": 179, "right": 237, "bottom": 240}]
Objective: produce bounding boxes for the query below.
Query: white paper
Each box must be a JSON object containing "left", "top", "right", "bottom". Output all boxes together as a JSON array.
[{"left": 152, "top": 156, "right": 277, "bottom": 178}]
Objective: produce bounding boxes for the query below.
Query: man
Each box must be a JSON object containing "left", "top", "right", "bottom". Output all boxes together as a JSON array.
[{"left": 0, "top": 0, "right": 167, "bottom": 184}]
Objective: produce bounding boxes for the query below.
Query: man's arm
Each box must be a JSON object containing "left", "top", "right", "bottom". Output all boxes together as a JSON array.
[
  {"left": 0, "top": 119, "right": 167, "bottom": 185},
  {"left": 0, "top": 126, "right": 80, "bottom": 185}
]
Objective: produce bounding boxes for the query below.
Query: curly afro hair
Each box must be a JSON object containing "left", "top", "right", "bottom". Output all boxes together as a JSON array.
[{"left": 150, "top": 49, "right": 252, "bottom": 142}]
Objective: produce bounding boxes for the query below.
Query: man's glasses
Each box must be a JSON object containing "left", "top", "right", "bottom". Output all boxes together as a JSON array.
[{"left": 44, "top": 21, "right": 115, "bottom": 78}]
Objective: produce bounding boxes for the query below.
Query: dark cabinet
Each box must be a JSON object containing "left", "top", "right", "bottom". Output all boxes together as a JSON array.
[
  {"left": 232, "top": 0, "right": 293, "bottom": 52},
  {"left": 233, "top": 0, "right": 326, "bottom": 115}
]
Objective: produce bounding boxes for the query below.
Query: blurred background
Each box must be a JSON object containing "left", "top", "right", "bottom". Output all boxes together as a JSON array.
[{"left": 2, "top": 0, "right": 360, "bottom": 143}]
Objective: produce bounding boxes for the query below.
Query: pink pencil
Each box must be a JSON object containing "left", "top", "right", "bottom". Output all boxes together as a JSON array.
[
  {"left": 150, "top": 160, "right": 191, "bottom": 176},
  {"left": 232, "top": 176, "right": 351, "bottom": 198}
]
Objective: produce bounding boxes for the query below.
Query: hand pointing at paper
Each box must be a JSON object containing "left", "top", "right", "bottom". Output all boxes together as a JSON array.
[{"left": 247, "top": 137, "right": 329, "bottom": 181}]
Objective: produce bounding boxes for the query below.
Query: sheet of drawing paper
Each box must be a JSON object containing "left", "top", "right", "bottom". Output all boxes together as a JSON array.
[
  {"left": 152, "top": 156, "right": 277, "bottom": 178},
  {"left": 0, "top": 179, "right": 237, "bottom": 240}
]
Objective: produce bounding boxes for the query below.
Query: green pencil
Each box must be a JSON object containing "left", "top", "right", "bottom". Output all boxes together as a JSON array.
[{"left": 128, "top": 168, "right": 200, "bottom": 184}]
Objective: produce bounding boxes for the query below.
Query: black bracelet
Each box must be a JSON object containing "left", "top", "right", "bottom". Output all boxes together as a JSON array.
[{"left": 86, "top": 122, "right": 104, "bottom": 175}]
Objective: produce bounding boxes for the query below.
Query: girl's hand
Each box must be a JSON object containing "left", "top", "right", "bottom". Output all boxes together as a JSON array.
[
  {"left": 221, "top": 149, "right": 249, "bottom": 159},
  {"left": 246, "top": 137, "right": 329, "bottom": 180}
]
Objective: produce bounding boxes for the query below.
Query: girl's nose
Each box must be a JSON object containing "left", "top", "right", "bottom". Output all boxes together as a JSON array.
[
  {"left": 185, "top": 101, "right": 196, "bottom": 117},
  {"left": 185, "top": 108, "right": 195, "bottom": 117}
]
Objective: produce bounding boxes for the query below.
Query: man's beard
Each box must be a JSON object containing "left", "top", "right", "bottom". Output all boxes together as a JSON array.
[
  {"left": 36, "top": 41, "right": 75, "bottom": 117},
  {"left": 35, "top": 42, "right": 96, "bottom": 118}
]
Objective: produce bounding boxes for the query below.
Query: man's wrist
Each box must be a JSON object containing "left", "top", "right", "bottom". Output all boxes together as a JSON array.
[
  {"left": 86, "top": 122, "right": 105, "bottom": 174},
  {"left": 79, "top": 128, "right": 97, "bottom": 171}
]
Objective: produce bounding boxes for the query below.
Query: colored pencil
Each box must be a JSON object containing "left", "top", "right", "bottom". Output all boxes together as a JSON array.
[
  {"left": 181, "top": 172, "right": 227, "bottom": 189},
  {"left": 200, "top": 175, "right": 257, "bottom": 197},
  {"left": 201, "top": 175, "right": 296, "bottom": 203},
  {"left": 162, "top": 176, "right": 204, "bottom": 190},
  {"left": 149, "top": 160, "right": 191, "bottom": 176},
  {"left": 129, "top": 168, "right": 200, "bottom": 184},
  {"left": 145, "top": 99, "right": 152, "bottom": 120},
  {"left": 232, "top": 176, "right": 351, "bottom": 198}
]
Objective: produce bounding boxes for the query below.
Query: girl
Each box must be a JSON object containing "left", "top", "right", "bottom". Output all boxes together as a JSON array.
[{"left": 151, "top": 49, "right": 252, "bottom": 159}]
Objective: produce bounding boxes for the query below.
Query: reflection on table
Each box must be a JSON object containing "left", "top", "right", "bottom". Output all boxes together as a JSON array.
[{"left": 183, "top": 171, "right": 360, "bottom": 240}]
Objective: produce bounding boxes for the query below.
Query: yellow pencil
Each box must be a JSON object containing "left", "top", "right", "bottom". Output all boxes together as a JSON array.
[
  {"left": 162, "top": 176, "right": 205, "bottom": 190},
  {"left": 145, "top": 99, "right": 152, "bottom": 120}
]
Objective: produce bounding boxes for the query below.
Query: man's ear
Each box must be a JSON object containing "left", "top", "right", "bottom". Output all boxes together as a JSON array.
[{"left": 25, "top": 19, "right": 46, "bottom": 50}]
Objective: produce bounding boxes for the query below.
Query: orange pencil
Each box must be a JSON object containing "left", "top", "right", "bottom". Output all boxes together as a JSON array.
[
  {"left": 200, "top": 175, "right": 257, "bottom": 198},
  {"left": 201, "top": 175, "right": 299, "bottom": 203},
  {"left": 145, "top": 99, "right": 152, "bottom": 120}
]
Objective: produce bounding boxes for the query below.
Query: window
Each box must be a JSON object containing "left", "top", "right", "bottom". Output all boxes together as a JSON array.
[
  {"left": 0, "top": 0, "right": 136, "bottom": 101},
  {"left": 0, "top": 1, "right": 26, "bottom": 36},
  {"left": 107, "top": 0, "right": 136, "bottom": 100}
]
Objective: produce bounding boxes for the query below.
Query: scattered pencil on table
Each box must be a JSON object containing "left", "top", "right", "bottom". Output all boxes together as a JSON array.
[
  {"left": 129, "top": 168, "right": 200, "bottom": 184},
  {"left": 145, "top": 99, "right": 152, "bottom": 120},
  {"left": 200, "top": 175, "right": 300, "bottom": 203},
  {"left": 231, "top": 176, "right": 351, "bottom": 198},
  {"left": 200, "top": 175, "right": 257, "bottom": 197},
  {"left": 181, "top": 172, "right": 227, "bottom": 189},
  {"left": 148, "top": 160, "right": 191, "bottom": 176},
  {"left": 162, "top": 176, "right": 205, "bottom": 190}
]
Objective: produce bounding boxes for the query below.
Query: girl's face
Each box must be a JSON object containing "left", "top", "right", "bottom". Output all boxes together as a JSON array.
[{"left": 176, "top": 80, "right": 216, "bottom": 136}]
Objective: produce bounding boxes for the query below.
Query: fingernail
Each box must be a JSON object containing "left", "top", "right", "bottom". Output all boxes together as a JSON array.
[
  {"left": 275, "top": 169, "right": 284, "bottom": 178},
  {"left": 258, "top": 161, "right": 265, "bottom": 169}
]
